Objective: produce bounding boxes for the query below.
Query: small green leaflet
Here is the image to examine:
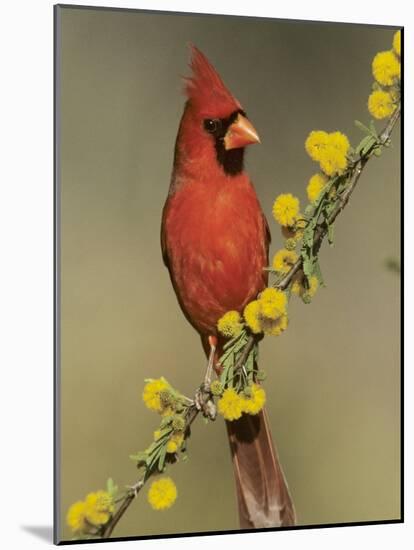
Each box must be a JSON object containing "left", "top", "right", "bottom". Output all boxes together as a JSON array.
[{"left": 106, "top": 478, "right": 118, "bottom": 497}]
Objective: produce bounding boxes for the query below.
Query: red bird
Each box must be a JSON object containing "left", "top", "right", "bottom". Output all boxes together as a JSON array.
[{"left": 161, "top": 46, "right": 295, "bottom": 528}]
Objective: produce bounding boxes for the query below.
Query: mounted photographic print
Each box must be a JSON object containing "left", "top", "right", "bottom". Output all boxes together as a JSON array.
[{"left": 54, "top": 4, "right": 403, "bottom": 544}]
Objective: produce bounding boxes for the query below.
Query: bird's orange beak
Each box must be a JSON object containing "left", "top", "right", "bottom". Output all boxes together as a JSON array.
[{"left": 224, "top": 114, "right": 260, "bottom": 150}]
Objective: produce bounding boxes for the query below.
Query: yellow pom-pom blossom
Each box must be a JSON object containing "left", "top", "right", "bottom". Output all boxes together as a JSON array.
[
  {"left": 217, "top": 310, "right": 243, "bottom": 338},
  {"left": 319, "top": 132, "right": 350, "bottom": 177},
  {"left": 372, "top": 50, "right": 400, "bottom": 86},
  {"left": 84, "top": 491, "right": 114, "bottom": 526},
  {"left": 242, "top": 384, "right": 266, "bottom": 415},
  {"left": 166, "top": 431, "right": 184, "bottom": 453},
  {"left": 307, "top": 173, "right": 327, "bottom": 203},
  {"left": 368, "top": 90, "right": 396, "bottom": 120},
  {"left": 243, "top": 300, "right": 263, "bottom": 334},
  {"left": 147, "top": 477, "right": 177, "bottom": 510},
  {"left": 272, "top": 193, "right": 300, "bottom": 227},
  {"left": 305, "top": 130, "right": 330, "bottom": 161},
  {"left": 272, "top": 249, "right": 298, "bottom": 273},
  {"left": 142, "top": 378, "right": 170, "bottom": 413},
  {"left": 319, "top": 147, "right": 347, "bottom": 177},
  {"left": 217, "top": 388, "right": 244, "bottom": 421},
  {"left": 259, "top": 287, "right": 287, "bottom": 320},
  {"left": 292, "top": 274, "right": 319, "bottom": 298},
  {"left": 329, "top": 131, "right": 350, "bottom": 157},
  {"left": 67, "top": 501, "right": 88, "bottom": 533},
  {"left": 262, "top": 313, "right": 288, "bottom": 337},
  {"left": 393, "top": 30, "right": 401, "bottom": 57}
]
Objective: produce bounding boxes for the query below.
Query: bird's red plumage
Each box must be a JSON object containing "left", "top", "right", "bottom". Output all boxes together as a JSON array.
[
  {"left": 184, "top": 45, "right": 241, "bottom": 118},
  {"left": 162, "top": 46, "right": 269, "bottom": 337},
  {"left": 162, "top": 170, "right": 268, "bottom": 335}
]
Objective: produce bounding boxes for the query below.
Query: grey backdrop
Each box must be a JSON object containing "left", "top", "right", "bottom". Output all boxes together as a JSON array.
[{"left": 57, "top": 6, "right": 401, "bottom": 541}]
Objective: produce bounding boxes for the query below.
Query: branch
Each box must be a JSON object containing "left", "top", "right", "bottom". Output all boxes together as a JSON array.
[{"left": 275, "top": 104, "right": 400, "bottom": 291}]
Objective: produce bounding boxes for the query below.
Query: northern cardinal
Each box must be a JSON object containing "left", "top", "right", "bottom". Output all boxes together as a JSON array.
[{"left": 161, "top": 46, "right": 295, "bottom": 528}]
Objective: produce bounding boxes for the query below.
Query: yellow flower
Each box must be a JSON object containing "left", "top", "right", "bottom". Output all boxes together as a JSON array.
[
  {"left": 147, "top": 477, "right": 177, "bottom": 510},
  {"left": 166, "top": 431, "right": 184, "bottom": 453},
  {"left": 217, "top": 310, "right": 243, "bottom": 338},
  {"left": 292, "top": 274, "right": 319, "bottom": 298},
  {"left": 393, "top": 30, "right": 401, "bottom": 57},
  {"left": 368, "top": 90, "right": 396, "bottom": 120},
  {"left": 259, "top": 287, "right": 287, "bottom": 320},
  {"left": 272, "top": 193, "right": 300, "bottom": 227},
  {"left": 66, "top": 501, "right": 88, "bottom": 533},
  {"left": 243, "top": 300, "right": 263, "bottom": 334},
  {"left": 305, "top": 130, "right": 330, "bottom": 161},
  {"left": 307, "top": 173, "right": 327, "bottom": 203},
  {"left": 242, "top": 384, "right": 266, "bottom": 415},
  {"left": 319, "top": 146, "right": 348, "bottom": 177},
  {"left": 142, "top": 378, "right": 170, "bottom": 413},
  {"left": 217, "top": 388, "right": 244, "bottom": 421},
  {"left": 372, "top": 50, "right": 400, "bottom": 86},
  {"left": 262, "top": 313, "right": 288, "bottom": 336},
  {"left": 272, "top": 249, "right": 298, "bottom": 273},
  {"left": 84, "top": 491, "right": 114, "bottom": 526},
  {"left": 328, "top": 131, "right": 350, "bottom": 157}
]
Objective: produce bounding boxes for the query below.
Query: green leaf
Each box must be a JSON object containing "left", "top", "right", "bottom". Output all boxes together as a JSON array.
[
  {"left": 106, "top": 478, "right": 118, "bottom": 497},
  {"left": 158, "top": 444, "right": 167, "bottom": 471},
  {"left": 159, "top": 416, "right": 174, "bottom": 429},
  {"left": 302, "top": 255, "right": 314, "bottom": 280},
  {"left": 304, "top": 204, "right": 314, "bottom": 217},
  {"left": 129, "top": 451, "right": 147, "bottom": 464},
  {"left": 313, "top": 260, "right": 325, "bottom": 287},
  {"left": 356, "top": 135, "right": 376, "bottom": 156},
  {"left": 369, "top": 119, "right": 378, "bottom": 138},
  {"left": 327, "top": 223, "right": 334, "bottom": 246},
  {"left": 354, "top": 120, "right": 372, "bottom": 134}
]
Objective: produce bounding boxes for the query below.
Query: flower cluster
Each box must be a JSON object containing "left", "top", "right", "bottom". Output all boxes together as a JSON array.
[
  {"left": 67, "top": 490, "right": 114, "bottom": 535},
  {"left": 216, "top": 383, "right": 266, "bottom": 421},
  {"left": 217, "top": 289, "right": 288, "bottom": 339},
  {"left": 368, "top": 30, "right": 401, "bottom": 120},
  {"left": 305, "top": 130, "right": 350, "bottom": 177},
  {"left": 142, "top": 377, "right": 188, "bottom": 419},
  {"left": 244, "top": 288, "right": 288, "bottom": 336}
]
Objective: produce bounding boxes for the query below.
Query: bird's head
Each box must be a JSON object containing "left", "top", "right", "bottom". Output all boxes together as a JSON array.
[{"left": 178, "top": 45, "right": 260, "bottom": 177}]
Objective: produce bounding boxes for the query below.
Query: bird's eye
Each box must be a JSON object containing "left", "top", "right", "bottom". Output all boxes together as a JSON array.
[{"left": 204, "top": 118, "right": 221, "bottom": 134}]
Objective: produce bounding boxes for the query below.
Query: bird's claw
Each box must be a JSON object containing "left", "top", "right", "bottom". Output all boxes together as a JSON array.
[{"left": 194, "top": 385, "right": 216, "bottom": 420}]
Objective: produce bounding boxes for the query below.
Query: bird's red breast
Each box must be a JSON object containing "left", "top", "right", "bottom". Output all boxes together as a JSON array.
[{"left": 161, "top": 46, "right": 270, "bottom": 337}]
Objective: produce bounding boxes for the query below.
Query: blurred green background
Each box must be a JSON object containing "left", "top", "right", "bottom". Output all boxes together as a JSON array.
[{"left": 57, "top": 6, "right": 401, "bottom": 542}]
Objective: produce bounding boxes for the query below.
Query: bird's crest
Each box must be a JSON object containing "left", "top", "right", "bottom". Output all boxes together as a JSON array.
[{"left": 184, "top": 45, "right": 241, "bottom": 117}]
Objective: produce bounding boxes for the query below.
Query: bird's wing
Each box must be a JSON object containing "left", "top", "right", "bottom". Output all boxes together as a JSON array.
[
  {"left": 263, "top": 213, "right": 272, "bottom": 246},
  {"left": 160, "top": 205, "right": 170, "bottom": 269}
]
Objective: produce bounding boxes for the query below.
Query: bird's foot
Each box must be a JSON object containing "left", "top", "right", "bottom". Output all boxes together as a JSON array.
[{"left": 194, "top": 383, "right": 217, "bottom": 421}]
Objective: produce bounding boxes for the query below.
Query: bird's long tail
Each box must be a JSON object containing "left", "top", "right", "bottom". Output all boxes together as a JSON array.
[{"left": 225, "top": 408, "right": 296, "bottom": 529}]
